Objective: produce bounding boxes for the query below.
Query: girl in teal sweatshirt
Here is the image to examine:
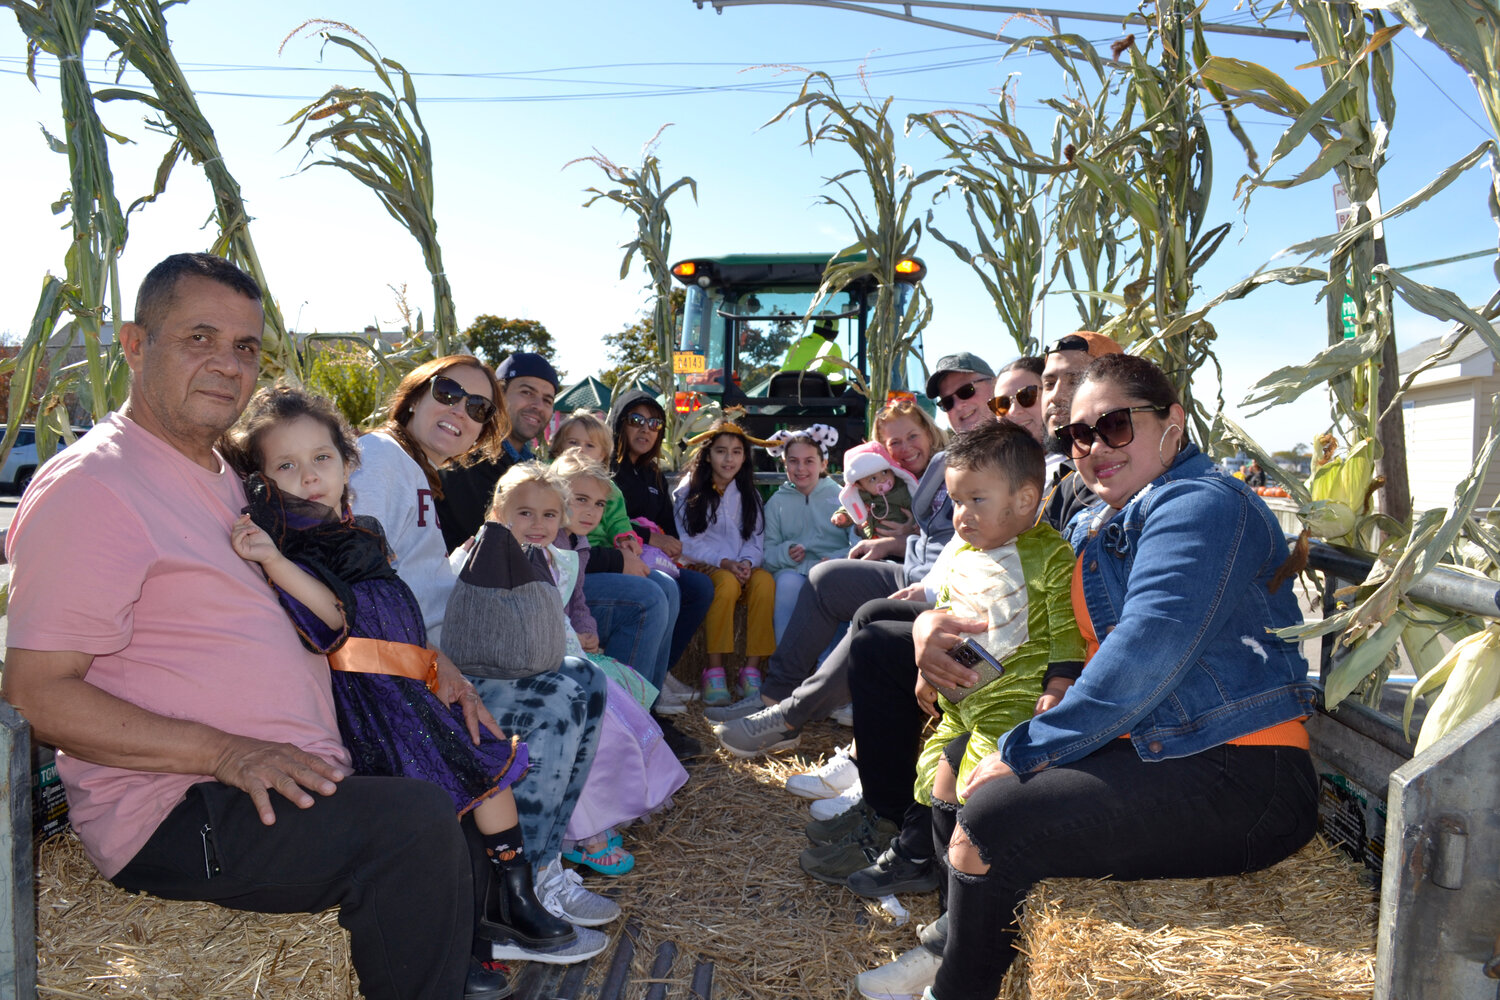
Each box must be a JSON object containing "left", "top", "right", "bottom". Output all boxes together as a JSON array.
[{"left": 763, "top": 425, "right": 857, "bottom": 641}]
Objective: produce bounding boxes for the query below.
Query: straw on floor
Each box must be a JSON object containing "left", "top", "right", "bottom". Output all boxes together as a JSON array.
[{"left": 35, "top": 713, "right": 1376, "bottom": 999}]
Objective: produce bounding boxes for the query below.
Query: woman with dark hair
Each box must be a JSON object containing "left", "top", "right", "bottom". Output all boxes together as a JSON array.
[
  {"left": 989, "top": 357, "right": 1045, "bottom": 445},
  {"left": 348, "top": 356, "right": 618, "bottom": 964},
  {"left": 872, "top": 352, "right": 1319, "bottom": 1000},
  {"left": 605, "top": 391, "right": 714, "bottom": 707},
  {"left": 673, "top": 421, "right": 774, "bottom": 703}
]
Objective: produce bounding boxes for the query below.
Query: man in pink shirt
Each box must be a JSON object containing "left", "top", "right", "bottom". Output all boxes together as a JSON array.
[{"left": 3, "top": 254, "right": 505, "bottom": 1000}]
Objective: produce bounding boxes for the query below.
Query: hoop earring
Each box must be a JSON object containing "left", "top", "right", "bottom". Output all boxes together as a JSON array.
[{"left": 1158, "top": 425, "right": 1183, "bottom": 468}]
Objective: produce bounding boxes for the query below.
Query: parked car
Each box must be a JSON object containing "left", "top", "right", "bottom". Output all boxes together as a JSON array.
[{"left": 1, "top": 425, "right": 88, "bottom": 495}]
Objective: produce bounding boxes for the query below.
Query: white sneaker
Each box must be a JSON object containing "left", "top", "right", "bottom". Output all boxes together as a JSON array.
[
  {"left": 785, "top": 743, "right": 859, "bottom": 800},
  {"left": 830, "top": 702, "right": 855, "bottom": 727},
  {"left": 808, "top": 779, "right": 863, "bottom": 822},
  {"left": 855, "top": 945, "right": 943, "bottom": 999},
  {"left": 537, "top": 857, "right": 621, "bottom": 928},
  {"left": 654, "top": 673, "right": 697, "bottom": 715},
  {"left": 491, "top": 926, "right": 608, "bottom": 965}
]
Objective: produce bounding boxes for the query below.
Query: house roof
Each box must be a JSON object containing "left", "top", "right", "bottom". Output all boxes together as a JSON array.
[
  {"left": 554, "top": 375, "right": 611, "bottom": 413},
  {"left": 1397, "top": 330, "right": 1494, "bottom": 374}
]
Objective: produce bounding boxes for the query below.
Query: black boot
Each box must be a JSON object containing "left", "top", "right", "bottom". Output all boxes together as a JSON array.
[
  {"left": 477, "top": 860, "right": 577, "bottom": 948},
  {"left": 464, "top": 956, "right": 514, "bottom": 1000}
]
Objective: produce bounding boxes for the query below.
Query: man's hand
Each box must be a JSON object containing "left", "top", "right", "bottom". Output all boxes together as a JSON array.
[
  {"left": 913, "top": 610, "right": 988, "bottom": 691},
  {"left": 958, "top": 751, "right": 1016, "bottom": 800},
  {"left": 849, "top": 536, "right": 903, "bottom": 561},
  {"left": 210, "top": 735, "right": 348, "bottom": 825},
  {"left": 432, "top": 649, "right": 504, "bottom": 745},
  {"left": 914, "top": 673, "right": 940, "bottom": 719},
  {"left": 1035, "top": 677, "right": 1074, "bottom": 715}
]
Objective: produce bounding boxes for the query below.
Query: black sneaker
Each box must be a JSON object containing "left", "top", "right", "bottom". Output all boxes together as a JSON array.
[
  {"left": 845, "top": 844, "right": 940, "bottom": 897},
  {"left": 655, "top": 715, "right": 703, "bottom": 761}
]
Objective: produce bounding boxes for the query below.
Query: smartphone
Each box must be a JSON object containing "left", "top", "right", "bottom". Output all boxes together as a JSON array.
[{"left": 932, "top": 638, "right": 1006, "bottom": 704}]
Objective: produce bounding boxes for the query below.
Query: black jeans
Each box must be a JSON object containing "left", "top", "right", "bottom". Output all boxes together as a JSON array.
[
  {"left": 847, "top": 597, "right": 933, "bottom": 859},
  {"left": 933, "top": 740, "right": 1319, "bottom": 1000},
  {"left": 113, "top": 777, "right": 473, "bottom": 1000}
]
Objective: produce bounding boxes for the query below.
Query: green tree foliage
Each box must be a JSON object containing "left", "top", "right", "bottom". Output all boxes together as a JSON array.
[
  {"left": 737, "top": 318, "right": 799, "bottom": 387},
  {"left": 463, "top": 315, "right": 559, "bottom": 370},
  {"left": 306, "top": 340, "right": 391, "bottom": 430}
]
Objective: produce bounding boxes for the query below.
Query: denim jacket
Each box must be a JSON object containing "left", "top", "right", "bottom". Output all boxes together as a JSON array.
[{"left": 999, "top": 443, "right": 1318, "bottom": 774}]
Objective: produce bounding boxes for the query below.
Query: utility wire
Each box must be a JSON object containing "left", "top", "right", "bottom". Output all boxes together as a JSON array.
[{"left": 1392, "top": 39, "right": 1490, "bottom": 140}]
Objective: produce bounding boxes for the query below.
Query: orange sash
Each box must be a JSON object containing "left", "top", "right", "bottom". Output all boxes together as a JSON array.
[{"left": 328, "top": 637, "right": 440, "bottom": 693}]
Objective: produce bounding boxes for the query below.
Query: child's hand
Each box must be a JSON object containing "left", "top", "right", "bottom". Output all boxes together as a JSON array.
[
  {"left": 654, "top": 533, "right": 683, "bottom": 559},
  {"left": 1035, "top": 677, "right": 1075, "bottom": 715},
  {"left": 831, "top": 510, "right": 853, "bottom": 528},
  {"left": 914, "top": 673, "right": 940, "bottom": 719},
  {"left": 621, "top": 549, "right": 650, "bottom": 577},
  {"left": 734, "top": 559, "right": 753, "bottom": 583},
  {"left": 788, "top": 543, "right": 805, "bottom": 563},
  {"left": 579, "top": 632, "right": 600, "bottom": 653},
  {"left": 231, "top": 514, "right": 280, "bottom": 565},
  {"left": 618, "top": 533, "right": 643, "bottom": 556}
]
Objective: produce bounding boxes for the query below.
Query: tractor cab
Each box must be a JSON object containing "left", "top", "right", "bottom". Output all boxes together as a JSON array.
[{"left": 670, "top": 252, "right": 927, "bottom": 472}]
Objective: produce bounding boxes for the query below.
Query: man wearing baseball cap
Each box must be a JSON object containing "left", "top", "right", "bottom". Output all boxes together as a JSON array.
[
  {"left": 437, "top": 351, "right": 560, "bottom": 550},
  {"left": 1038, "top": 331, "right": 1122, "bottom": 532},
  {"left": 925, "top": 351, "right": 997, "bottom": 435}
]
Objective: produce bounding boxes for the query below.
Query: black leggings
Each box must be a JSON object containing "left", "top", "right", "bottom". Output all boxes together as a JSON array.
[{"left": 933, "top": 741, "right": 1318, "bottom": 1000}]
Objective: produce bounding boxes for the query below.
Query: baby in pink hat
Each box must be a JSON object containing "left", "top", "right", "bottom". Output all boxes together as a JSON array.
[{"left": 831, "top": 440, "right": 920, "bottom": 539}]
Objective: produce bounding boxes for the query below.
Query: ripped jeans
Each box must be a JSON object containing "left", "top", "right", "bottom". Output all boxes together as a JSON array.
[
  {"left": 932, "top": 740, "right": 1318, "bottom": 1000},
  {"left": 470, "top": 656, "right": 607, "bottom": 866}
]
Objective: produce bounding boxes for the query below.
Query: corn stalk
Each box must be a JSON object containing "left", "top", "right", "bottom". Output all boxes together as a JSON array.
[
  {"left": 282, "top": 22, "right": 458, "bottom": 356},
  {"left": 568, "top": 127, "right": 697, "bottom": 464},
  {"left": 767, "top": 71, "right": 939, "bottom": 433},
  {"left": 1, "top": 0, "right": 132, "bottom": 469},
  {"left": 90, "top": 0, "right": 293, "bottom": 378}
]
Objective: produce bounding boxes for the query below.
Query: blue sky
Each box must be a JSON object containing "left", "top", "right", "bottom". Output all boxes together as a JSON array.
[{"left": 2, "top": 0, "right": 1495, "bottom": 451}]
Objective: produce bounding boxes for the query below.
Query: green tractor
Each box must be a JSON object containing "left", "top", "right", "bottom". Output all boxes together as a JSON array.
[{"left": 669, "top": 252, "right": 929, "bottom": 475}]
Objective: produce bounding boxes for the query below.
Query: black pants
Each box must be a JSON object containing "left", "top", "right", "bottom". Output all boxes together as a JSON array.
[
  {"left": 847, "top": 597, "right": 934, "bottom": 860},
  {"left": 113, "top": 777, "right": 473, "bottom": 1000},
  {"left": 933, "top": 740, "right": 1319, "bottom": 1000}
]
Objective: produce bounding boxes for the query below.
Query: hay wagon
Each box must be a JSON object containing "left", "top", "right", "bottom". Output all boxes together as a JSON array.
[{"left": 0, "top": 541, "right": 1495, "bottom": 999}]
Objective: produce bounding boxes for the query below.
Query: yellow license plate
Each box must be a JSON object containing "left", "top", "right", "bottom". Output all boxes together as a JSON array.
[{"left": 673, "top": 352, "right": 706, "bottom": 374}]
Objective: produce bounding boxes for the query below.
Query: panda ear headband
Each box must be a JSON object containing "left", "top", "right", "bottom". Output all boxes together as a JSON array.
[{"left": 765, "top": 424, "right": 839, "bottom": 460}]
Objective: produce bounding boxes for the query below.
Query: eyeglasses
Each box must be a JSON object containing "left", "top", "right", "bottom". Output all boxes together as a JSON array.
[
  {"left": 937, "top": 379, "right": 991, "bottom": 412},
  {"left": 1044, "top": 334, "right": 1091, "bottom": 355},
  {"left": 884, "top": 390, "right": 918, "bottom": 407},
  {"left": 429, "top": 375, "right": 496, "bottom": 424},
  {"left": 988, "top": 384, "right": 1041, "bottom": 417},
  {"left": 625, "top": 412, "right": 664, "bottom": 432},
  {"left": 1056, "top": 405, "right": 1168, "bottom": 459}
]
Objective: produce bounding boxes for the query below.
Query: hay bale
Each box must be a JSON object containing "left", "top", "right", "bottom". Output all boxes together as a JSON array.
[
  {"left": 37, "top": 831, "right": 359, "bottom": 999},
  {"left": 999, "top": 837, "right": 1378, "bottom": 1000}
]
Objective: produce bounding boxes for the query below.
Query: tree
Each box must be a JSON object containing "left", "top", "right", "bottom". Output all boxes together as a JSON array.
[
  {"left": 600, "top": 290, "right": 683, "bottom": 389},
  {"left": 463, "top": 316, "right": 560, "bottom": 373}
]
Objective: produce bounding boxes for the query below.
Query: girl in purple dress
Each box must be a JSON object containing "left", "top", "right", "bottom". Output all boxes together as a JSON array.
[{"left": 222, "top": 384, "right": 573, "bottom": 953}]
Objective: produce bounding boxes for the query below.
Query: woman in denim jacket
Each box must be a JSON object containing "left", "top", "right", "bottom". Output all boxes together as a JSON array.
[{"left": 904, "top": 354, "right": 1319, "bottom": 1000}]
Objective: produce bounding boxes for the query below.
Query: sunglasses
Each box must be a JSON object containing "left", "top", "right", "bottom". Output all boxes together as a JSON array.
[
  {"left": 937, "top": 379, "right": 991, "bottom": 412},
  {"left": 625, "top": 412, "right": 664, "bottom": 432},
  {"left": 988, "top": 384, "right": 1041, "bottom": 417},
  {"left": 429, "top": 375, "right": 496, "bottom": 424},
  {"left": 1056, "top": 405, "right": 1168, "bottom": 459},
  {"left": 1044, "top": 334, "right": 1091, "bottom": 355}
]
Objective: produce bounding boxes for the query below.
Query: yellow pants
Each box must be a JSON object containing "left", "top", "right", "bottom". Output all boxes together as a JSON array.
[{"left": 705, "top": 567, "right": 777, "bottom": 657}]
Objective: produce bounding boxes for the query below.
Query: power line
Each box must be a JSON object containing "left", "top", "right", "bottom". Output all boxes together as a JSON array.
[{"left": 1392, "top": 38, "right": 1490, "bottom": 140}]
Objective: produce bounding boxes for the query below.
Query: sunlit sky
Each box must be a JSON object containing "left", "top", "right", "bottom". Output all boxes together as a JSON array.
[{"left": 2, "top": 0, "right": 1495, "bottom": 451}]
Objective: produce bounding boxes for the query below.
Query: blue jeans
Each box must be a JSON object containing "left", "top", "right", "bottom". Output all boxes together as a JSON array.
[
  {"left": 470, "top": 656, "right": 607, "bottom": 866},
  {"left": 583, "top": 571, "right": 672, "bottom": 690},
  {"left": 668, "top": 567, "right": 714, "bottom": 669}
]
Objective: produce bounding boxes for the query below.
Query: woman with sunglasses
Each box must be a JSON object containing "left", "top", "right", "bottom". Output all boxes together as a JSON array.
[
  {"left": 906, "top": 353, "right": 1318, "bottom": 1000},
  {"left": 606, "top": 391, "right": 715, "bottom": 719},
  {"left": 349, "top": 356, "right": 618, "bottom": 961},
  {"left": 987, "top": 357, "right": 1044, "bottom": 445}
]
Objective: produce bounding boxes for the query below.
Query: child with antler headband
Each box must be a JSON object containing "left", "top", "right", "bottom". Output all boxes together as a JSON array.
[{"left": 672, "top": 420, "right": 778, "bottom": 706}]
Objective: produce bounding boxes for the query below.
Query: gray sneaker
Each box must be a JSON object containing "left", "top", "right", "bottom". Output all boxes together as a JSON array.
[
  {"left": 800, "top": 836, "right": 885, "bottom": 885},
  {"left": 715, "top": 705, "right": 800, "bottom": 758},
  {"left": 702, "top": 692, "right": 767, "bottom": 723},
  {"left": 806, "top": 800, "right": 891, "bottom": 847},
  {"left": 490, "top": 925, "right": 607, "bottom": 965}
]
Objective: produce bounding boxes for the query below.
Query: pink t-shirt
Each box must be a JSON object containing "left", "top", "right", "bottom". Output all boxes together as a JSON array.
[{"left": 5, "top": 413, "right": 348, "bottom": 878}]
